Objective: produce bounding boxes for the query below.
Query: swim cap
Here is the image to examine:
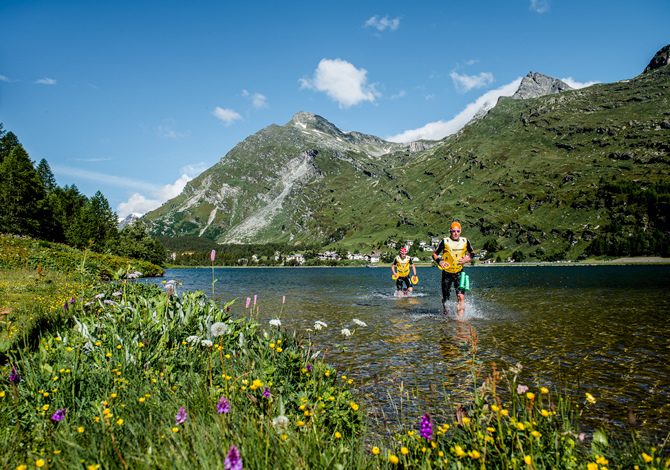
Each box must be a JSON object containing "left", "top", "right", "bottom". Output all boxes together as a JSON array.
[
  {"left": 450, "top": 221, "right": 462, "bottom": 230},
  {"left": 400, "top": 247, "right": 407, "bottom": 254}
]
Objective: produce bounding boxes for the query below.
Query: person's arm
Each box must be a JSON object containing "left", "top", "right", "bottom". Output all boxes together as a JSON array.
[
  {"left": 432, "top": 241, "right": 448, "bottom": 269},
  {"left": 458, "top": 240, "right": 474, "bottom": 264},
  {"left": 391, "top": 258, "right": 397, "bottom": 275}
]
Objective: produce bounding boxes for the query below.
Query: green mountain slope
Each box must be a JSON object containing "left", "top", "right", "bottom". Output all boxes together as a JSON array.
[{"left": 145, "top": 56, "right": 670, "bottom": 260}]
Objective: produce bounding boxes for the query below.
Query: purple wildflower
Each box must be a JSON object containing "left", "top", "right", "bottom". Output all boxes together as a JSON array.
[
  {"left": 9, "top": 366, "right": 20, "bottom": 385},
  {"left": 224, "top": 445, "right": 242, "bottom": 470},
  {"left": 262, "top": 387, "right": 271, "bottom": 399},
  {"left": 175, "top": 406, "right": 188, "bottom": 425},
  {"left": 69, "top": 297, "right": 76, "bottom": 304},
  {"left": 306, "top": 364, "right": 313, "bottom": 373},
  {"left": 217, "top": 396, "right": 230, "bottom": 414},
  {"left": 420, "top": 413, "right": 433, "bottom": 440},
  {"left": 63, "top": 301, "right": 69, "bottom": 311},
  {"left": 51, "top": 408, "right": 67, "bottom": 422}
]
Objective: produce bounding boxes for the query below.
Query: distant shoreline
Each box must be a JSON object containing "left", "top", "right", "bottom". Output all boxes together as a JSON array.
[{"left": 166, "top": 257, "right": 670, "bottom": 269}]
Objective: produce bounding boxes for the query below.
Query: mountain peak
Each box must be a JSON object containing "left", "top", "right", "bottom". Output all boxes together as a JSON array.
[
  {"left": 289, "top": 112, "right": 343, "bottom": 136},
  {"left": 511, "top": 72, "right": 572, "bottom": 100},
  {"left": 643, "top": 44, "right": 670, "bottom": 74}
]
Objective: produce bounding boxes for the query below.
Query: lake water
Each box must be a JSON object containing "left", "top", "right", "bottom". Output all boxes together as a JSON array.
[{"left": 144, "top": 265, "right": 670, "bottom": 440}]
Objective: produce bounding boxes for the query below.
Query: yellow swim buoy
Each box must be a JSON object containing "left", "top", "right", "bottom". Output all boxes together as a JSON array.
[
  {"left": 391, "top": 273, "right": 399, "bottom": 280},
  {"left": 411, "top": 275, "right": 419, "bottom": 285}
]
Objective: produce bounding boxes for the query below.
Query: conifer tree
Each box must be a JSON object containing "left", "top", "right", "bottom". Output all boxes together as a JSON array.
[
  {"left": 0, "top": 144, "right": 46, "bottom": 235},
  {"left": 66, "top": 191, "right": 118, "bottom": 251}
]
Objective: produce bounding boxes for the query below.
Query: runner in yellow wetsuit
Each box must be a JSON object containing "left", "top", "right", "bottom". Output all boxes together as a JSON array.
[
  {"left": 432, "top": 221, "right": 475, "bottom": 317},
  {"left": 391, "top": 247, "right": 417, "bottom": 294}
]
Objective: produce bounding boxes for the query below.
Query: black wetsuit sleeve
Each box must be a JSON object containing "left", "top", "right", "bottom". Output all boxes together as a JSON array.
[
  {"left": 467, "top": 240, "right": 474, "bottom": 257},
  {"left": 434, "top": 240, "right": 445, "bottom": 257}
]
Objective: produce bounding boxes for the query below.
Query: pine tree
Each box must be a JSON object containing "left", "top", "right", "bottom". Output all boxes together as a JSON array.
[
  {"left": 66, "top": 191, "right": 118, "bottom": 251},
  {"left": 36, "top": 158, "right": 57, "bottom": 192},
  {"left": 0, "top": 144, "right": 46, "bottom": 235},
  {"left": 0, "top": 130, "right": 20, "bottom": 164}
]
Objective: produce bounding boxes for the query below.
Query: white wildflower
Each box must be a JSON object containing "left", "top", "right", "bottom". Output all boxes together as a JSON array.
[
  {"left": 185, "top": 335, "right": 201, "bottom": 344},
  {"left": 269, "top": 319, "right": 282, "bottom": 327},
  {"left": 341, "top": 328, "right": 352, "bottom": 337},
  {"left": 313, "top": 320, "right": 328, "bottom": 330},
  {"left": 112, "top": 291, "right": 122, "bottom": 297},
  {"left": 352, "top": 319, "right": 367, "bottom": 327},
  {"left": 210, "top": 322, "right": 228, "bottom": 337},
  {"left": 201, "top": 339, "right": 213, "bottom": 347},
  {"left": 272, "top": 415, "right": 289, "bottom": 432},
  {"left": 94, "top": 293, "right": 105, "bottom": 299}
]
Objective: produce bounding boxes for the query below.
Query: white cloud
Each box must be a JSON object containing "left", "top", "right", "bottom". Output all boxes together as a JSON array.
[
  {"left": 364, "top": 15, "right": 400, "bottom": 32},
  {"left": 242, "top": 89, "right": 268, "bottom": 109},
  {"left": 0, "top": 75, "right": 9, "bottom": 82},
  {"left": 530, "top": 0, "right": 550, "bottom": 13},
  {"left": 386, "top": 77, "right": 522, "bottom": 143},
  {"left": 35, "top": 77, "right": 57, "bottom": 85},
  {"left": 560, "top": 77, "right": 599, "bottom": 89},
  {"left": 117, "top": 173, "right": 194, "bottom": 218},
  {"left": 156, "top": 120, "right": 190, "bottom": 140},
  {"left": 299, "top": 58, "right": 379, "bottom": 108},
  {"left": 213, "top": 106, "right": 242, "bottom": 125},
  {"left": 390, "top": 90, "right": 406, "bottom": 99},
  {"left": 450, "top": 71, "right": 495, "bottom": 92},
  {"left": 52, "top": 166, "right": 159, "bottom": 192}
]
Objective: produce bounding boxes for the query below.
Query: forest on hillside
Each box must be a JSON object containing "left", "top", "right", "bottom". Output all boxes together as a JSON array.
[{"left": 0, "top": 124, "right": 166, "bottom": 266}]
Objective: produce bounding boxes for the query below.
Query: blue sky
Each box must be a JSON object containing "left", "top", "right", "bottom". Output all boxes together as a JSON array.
[{"left": 1, "top": 0, "right": 668, "bottom": 217}]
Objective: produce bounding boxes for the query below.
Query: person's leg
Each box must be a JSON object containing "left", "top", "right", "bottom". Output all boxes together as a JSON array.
[
  {"left": 441, "top": 272, "right": 451, "bottom": 314},
  {"left": 455, "top": 272, "right": 466, "bottom": 319},
  {"left": 405, "top": 276, "right": 413, "bottom": 293}
]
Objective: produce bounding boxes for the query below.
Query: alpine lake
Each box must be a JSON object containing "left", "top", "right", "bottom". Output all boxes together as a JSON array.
[{"left": 142, "top": 264, "right": 670, "bottom": 441}]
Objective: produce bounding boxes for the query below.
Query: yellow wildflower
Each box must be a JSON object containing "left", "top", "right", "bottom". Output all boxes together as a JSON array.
[
  {"left": 541, "top": 409, "right": 550, "bottom": 417},
  {"left": 531, "top": 430, "right": 542, "bottom": 438},
  {"left": 524, "top": 455, "right": 532, "bottom": 465},
  {"left": 462, "top": 416, "right": 471, "bottom": 425},
  {"left": 587, "top": 463, "right": 598, "bottom": 470},
  {"left": 454, "top": 445, "right": 466, "bottom": 458},
  {"left": 400, "top": 447, "right": 409, "bottom": 455},
  {"left": 526, "top": 392, "right": 535, "bottom": 400},
  {"left": 388, "top": 455, "right": 399, "bottom": 464},
  {"left": 469, "top": 450, "right": 480, "bottom": 459},
  {"left": 275, "top": 347, "right": 283, "bottom": 353},
  {"left": 116, "top": 418, "right": 124, "bottom": 426},
  {"left": 491, "top": 404, "right": 500, "bottom": 413},
  {"left": 0, "top": 391, "right": 5, "bottom": 398},
  {"left": 138, "top": 397, "right": 145, "bottom": 403},
  {"left": 172, "top": 427, "right": 179, "bottom": 433},
  {"left": 350, "top": 402, "right": 359, "bottom": 411},
  {"left": 596, "top": 456, "right": 608, "bottom": 465},
  {"left": 334, "top": 432, "right": 342, "bottom": 439},
  {"left": 642, "top": 453, "right": 652, "bottom": 463},
  {"left": 540, "top": 386, "right": 549, "bottom": 394},
  {"left": 516, "top": 422, "right": 526, "bottom": 431},
  {"left": 42, "top": 404, "right": 49, "bottom": 411},
  {"left": 77, "top": 426, "right": 85, "bottom": 433},
  {"left": 36, "top": 460, "right": 45, "bottom": 468},
  {"left": 585, "top": 392, "right": 596, "bottom": 404},
  {"left": 371, "top": 447, "right": 380, "bottom": 455},
  {"left": 501, "top": 409, "right": 509, "bottom": 417},
  {"left": 297, "top": 420, "right": 305, "bottom": 427},
  {"left": 16, "top": 465, "right": 27, "bottom": 470}
]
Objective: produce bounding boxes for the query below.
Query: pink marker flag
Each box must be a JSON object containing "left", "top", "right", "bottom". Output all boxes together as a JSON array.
[
  {"left": 245, "top": 297, "right": 251, "bottom": 309},
  {"left": 210, "top": 249, "right": 216, "bottom": 262},
  {"left": 253, "top": 294, "right": 257, "bottom": 306},
  {"left": 282, "top": 295, "right": 286, "bottom": 305}
]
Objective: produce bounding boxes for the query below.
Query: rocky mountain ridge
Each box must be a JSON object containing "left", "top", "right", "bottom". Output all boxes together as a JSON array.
[{"left": 144, "top": 45, "right": 670, "bottom": 259}]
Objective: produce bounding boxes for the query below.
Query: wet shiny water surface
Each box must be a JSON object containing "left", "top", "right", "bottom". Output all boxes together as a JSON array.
[{"left": 144, "top": 265, "right": 670, "bottom": 439}]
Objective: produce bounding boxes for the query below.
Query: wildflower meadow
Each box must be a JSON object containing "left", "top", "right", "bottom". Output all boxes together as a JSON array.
[{"left": 1, "top": 243, "right": 667, "bottom": 468}]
